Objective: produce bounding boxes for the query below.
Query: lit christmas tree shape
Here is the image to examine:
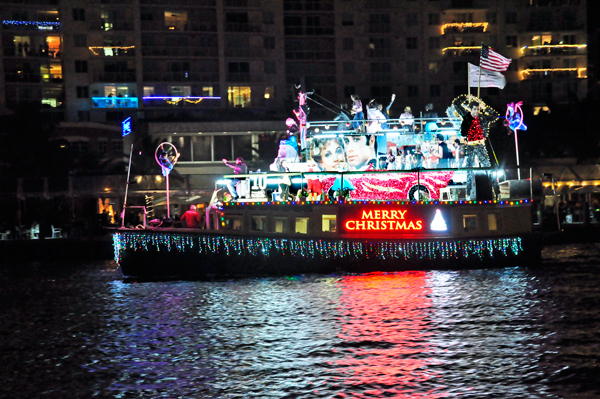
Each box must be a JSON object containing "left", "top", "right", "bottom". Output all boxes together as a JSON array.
[{"left": 430, "top": 209, "right": 447, "bottom": 231}]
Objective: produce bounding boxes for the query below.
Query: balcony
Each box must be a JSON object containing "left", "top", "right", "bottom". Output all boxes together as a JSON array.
[
  {"left": 2, "top": 20, "right": 60, "bottom": 32},
  {"left": 141, "top": 21, "right": 217, "bottom": 32},
  {"left": 89, "top": 20, "right": 135, "bottom": 31},
  {"left": 142, "top": 72, "right": 218, "bottom": 82},
  {"left": 93, "top": 72, "right": 136, "bottom": 82},
  {"left": 88, "top": 46, "right": 135, "bottom": 57},
  {"left": 442, "top": 46, "right": 481, "bottom": 57},
  {"left": 92, "top": 97, "right": 138, "bottom": 108},
  {"left": 520, "top": 44, "right": 587, "bottom": 57},
  {"left": 4, "top": 72, "right": 41, "bottom": 83},
  {"left": 441, "top": 23, "right": 488, "bottom": 35},
  {"left": 520, "top": 68, "right": 586, "bottom": 80},
  {"left": 224, "top": 47, "right": 264, "bottom": 58},
  {"left": 3, "top": 46, "right": 61, "bottom": 58},
  {"left": 142, "top": 96, "right": 221, "bottom": 107},
  {"left": 225, "top": 23, "right": 262, "bottom": 33}
]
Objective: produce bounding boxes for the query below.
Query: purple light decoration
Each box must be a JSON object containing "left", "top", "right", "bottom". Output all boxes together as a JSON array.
[{"left": 142, "top": 96, "right": 221, "bottom": 100}]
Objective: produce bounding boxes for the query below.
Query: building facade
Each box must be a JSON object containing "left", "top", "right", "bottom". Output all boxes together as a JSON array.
[{"left": 0, "top": 0, "right": 589, "bottom": 169}]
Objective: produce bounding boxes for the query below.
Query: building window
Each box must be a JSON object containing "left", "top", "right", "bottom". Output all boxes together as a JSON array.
[
  {"left": 429, "top": 61, "right": 439, "bottom": 74},
  {"left": 264, "top": 61, "right": 276, "bottom": 74},
  {"left": 112, "top": 139, "right": 123, "bottom": 153},
  {"left": 563, "top": 34, "right": 576, "bottom": 44},
  {"left": 506, "top": 36, "right": 517, "bottom": 47},
  {"left": 73, "top": 8, "right": 85, "bottom": 21},
  {"left": 264, "top": 86, "right": 275, "bottom": 100},
  {"left": 343, "top": 62, "right": 355, "bottom": 74},
  {"left": 406, "top": 13, "right": 418, "bottom": 26},
  {"left": 214, "top": 135, "right": 233, "bottom": 160},
  {"left": 322, "top": 215, "right": 337, "bottom": 232},
  {"left": 429, "top": 37, "right": 440, "bottom": 49},
  {"left": 295, "top": 217, "right": 309, "bottom": 234},
  {"left": 371, "top": 62, "right": 391, "bottom": 82},
  {"left": 487, "top": 213, "right": 502, "bottom": 230},
  {"left": 463, "top": 215, "right": 477, "bottom": 231},
  {"left": 76, "top": 86, "right": 89, "bottom": 98},
  {"left": 456, "top": 13, "right": 473, "bottom": 23},
  {"left": 263, "top": 11, "right": 274, "bottom": 24},
  {"left": 223, "top": 216, "right": 242, "bottom": 230},
  {"left": 74, "top": 34, "right": 87, "bottom": 48},
  {"left": 264, "top": 36, "right": 275, "bottom": 49},
  {"left": 407, "top": 37, "right": 417, "bottom": 50},
  {"left": 251, "top": 215, "right": 266, "bottom": 231},
  {"left": 407, "top": 60, "right": 419, "bottom": 74},
  {"left": 371, "top": 86, "right": 392, "bottom": 98},
  {"left": 78, "top": 111, "right": 90, "bottom": 122},
  {"left": 486, "top": 12, "right": 497, "bottom": 24},
  {"left": 202, "top": 86, "right": 213, "bottom": 96},
  {"left": 343, "top": 38, "right": 354, "bottom": 50},
  {"left": 143, "top": 86, "right": 154, "bottom": 96},
  {"left": 428, "top": 13, "right": 440, "bottom": 25},
  {"left": 408, "top": 85, "right": 418, "bottom": 97},
  {"left": 165, "top": 11, "right": 188, "bottom": 31},
  {"left": 342, "top": 13, "right": 354, "bottom": 26},
  {"left": 344, "top": 85, "right": 355, "bottom": 97},
  {"left": 228, "top": 62, "right": 250, "bottom": 82},
  {"left": 97, "top": 139, "right": 107, "bottom": 153},
  {"left": 454, "top": 85, "right": 467, "bottom": 96},
  {"left": 273, "top": 217, "right": 288, "bottom": 233},
  {"left": 170, "top": 86, "right": 191, "bottom": 97},
  {"left": 75, "top": 60, "right": 88, "bottom": 73},
  {"left": 369, "top": 14, "right": 390, "bottom": 33},
  {"left": 430, "top": 85, "right": 441, "bottom": 97},
  {"left": 505, "top": 11, "right": 517, "bottom": 24},
  {"left": 453, "top": 61, "right": 466, "bottom": 75},
  {"left": 228, "top": 86, "right": 251, "bottom": 108}
]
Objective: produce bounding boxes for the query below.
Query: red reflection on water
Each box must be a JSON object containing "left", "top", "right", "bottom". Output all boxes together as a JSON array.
[{"left": 333, "top": 271, "right": 444, "bottom": 398}]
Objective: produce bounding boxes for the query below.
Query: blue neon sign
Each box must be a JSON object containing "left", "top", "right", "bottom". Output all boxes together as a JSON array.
[{"left": 122, "top": 117, "right": 132, "bottom": 137}]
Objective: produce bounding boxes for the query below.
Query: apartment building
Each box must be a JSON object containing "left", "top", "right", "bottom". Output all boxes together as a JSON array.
[{"left": 0, "top": 0, "right": 588, "bottom": 172}]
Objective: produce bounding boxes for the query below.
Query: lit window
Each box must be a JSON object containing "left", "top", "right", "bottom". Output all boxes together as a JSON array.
[
  {"left": 228, "top": 86, "right": 251, "bottom": 108},
  {"left": 322, "top": 215, "right": 336, "bottom": 232},
  {"left": 223, "top": 216, "right": 242, "bottom": 230},
  {"left": 264, "top": 86, "right": 274, "bottom": 99},
  {"left": 164, "top": 11, "right": 188, "bottom": 31},
  {"left": 273, "top": 217, "right": 288, "bottom": 233},
  {"left": 487, "top": 213, "right": 502, "bottom": 231},
  {"left": 202, "top": 86, "right": 213, "bottom": 97},
  {"left": 143, "top": 86, "right": 154, "bottom": 96},
  {"left": 295, "top": 217, "right": 309, "bottom": 234}
]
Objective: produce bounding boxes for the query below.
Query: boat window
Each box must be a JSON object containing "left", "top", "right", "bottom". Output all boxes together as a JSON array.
[
  {"left": 223, "top": 216, "right": 242, "bottom": 231},
  {"left": 487, "top": 213, "right": 502, "bottom": 231},
  {"left": 322, "top": 214, "right": 337, "bottom": 232},
  {"left": 273, "top": 217, "right": 288, "bottom": 233},
  {"left": 295, "top": 217, "right": 309, "bottom": 234},
  {"left": 251, "top": 215, "right": 266, "bottom": 231},
  {"left": 462, "top": 214, "right": 477, "bottom": 232}
]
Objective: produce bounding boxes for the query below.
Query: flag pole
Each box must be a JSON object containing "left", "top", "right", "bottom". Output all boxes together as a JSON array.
[
  {"left": 468, "top": 63, "right": 471, "bottom": 96},
  {"left": 477, "top": 43, "right": 483, "bottom": 98}
]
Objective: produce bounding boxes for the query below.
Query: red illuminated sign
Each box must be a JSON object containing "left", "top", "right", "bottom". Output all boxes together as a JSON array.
[
  {"left": 340, "top": 206, "right": 449, "bottom": 236},
  {"left": 345, "top": 210, "right": 423, "bottom": 231}
]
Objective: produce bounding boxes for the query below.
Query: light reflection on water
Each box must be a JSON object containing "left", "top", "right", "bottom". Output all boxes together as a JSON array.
[{"left": 1, "top": 243, "right": 599, "bottom": 398}]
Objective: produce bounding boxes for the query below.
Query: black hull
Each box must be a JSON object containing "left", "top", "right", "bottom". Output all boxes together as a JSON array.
[{"left": 114, "top": 230, "right": 542, "bottom": 280}]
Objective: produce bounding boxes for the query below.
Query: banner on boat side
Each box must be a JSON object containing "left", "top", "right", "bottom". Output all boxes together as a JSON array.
[{"left": 339, "top": 206, "right": 450, "bottom": 237}]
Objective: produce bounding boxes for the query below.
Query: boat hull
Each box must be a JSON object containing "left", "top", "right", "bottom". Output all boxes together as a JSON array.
[{"left": 114, "top": 230, "right": 542, "bottom": 279}]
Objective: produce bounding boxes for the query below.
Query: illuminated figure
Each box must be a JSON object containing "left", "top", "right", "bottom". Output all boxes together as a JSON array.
[
  {"left": 452, "top": 94, "right": 498, "bottom": 199},
  {"left": 504, "top": 101, "right": 527, "bottom": 179}
]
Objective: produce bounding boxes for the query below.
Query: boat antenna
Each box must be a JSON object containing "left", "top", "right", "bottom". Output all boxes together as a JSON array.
[
  {"left": 311, "top": 91, "right": 349, "bottom": 114},
  {"left": 121, "top": 143, "right": 134, "bottom": 228}
]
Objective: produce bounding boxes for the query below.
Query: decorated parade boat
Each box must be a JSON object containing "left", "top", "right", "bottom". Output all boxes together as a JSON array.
[{"left": 113, "top": 90, "right": 541, "bottom": 279}]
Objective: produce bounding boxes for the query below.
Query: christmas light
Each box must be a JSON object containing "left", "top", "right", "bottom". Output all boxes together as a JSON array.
[
  {"left": 442, "top": 46, "right": 482, "bottom": 54},
  {"left": 520, "top": 44, "right": 587, "bottom": 52},
  {"left": 113, "top": 232, "right": 524, "bottom": 265},
  {"left": 520, "top": 68, "right": 587, "bottom": 79},
  {"left": 2, "top": 20, "right": 60, "bottom": 30},
  {"left": 441, "top": 23, "right": 488, "bottom": 35},
  {"left": 88, "top": 46, "right": 135, "bottom": 55}
]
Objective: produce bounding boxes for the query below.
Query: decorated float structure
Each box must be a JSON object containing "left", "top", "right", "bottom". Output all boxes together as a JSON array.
[{"left": 113, "top": 90, "right": 541, "bottom": 279}]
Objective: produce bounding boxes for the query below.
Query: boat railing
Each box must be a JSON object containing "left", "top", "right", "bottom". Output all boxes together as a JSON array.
[{"left": 307, "top": 116, "right": 462, "bottom": 136}]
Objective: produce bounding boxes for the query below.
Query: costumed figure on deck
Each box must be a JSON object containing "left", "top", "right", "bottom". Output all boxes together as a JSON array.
[
  {"left": 158, "top": 144, "right": 180, "bottom": 177},
  {"left": 452, "top": 94, "right": 499, "bottom": 199},
  {"left": 504, "top": 101, "right": 527, "bottom": 134}
]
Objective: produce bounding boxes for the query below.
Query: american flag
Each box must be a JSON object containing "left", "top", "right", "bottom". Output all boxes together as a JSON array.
[{"left": 480, "top": 45, "right": 512, "bottom": 72}]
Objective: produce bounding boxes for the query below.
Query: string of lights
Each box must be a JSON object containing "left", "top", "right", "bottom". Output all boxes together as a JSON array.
[
  {"left": 520, "top": 68, "right": 587, "bottom": 79},
  {"left": 222, "top": 199, "right": 531, "bottom": 207},
  {"left": 113, "top": 232, "right": 523, "bottom": 266},
  {"left": 88, "top": 46, "right": 135, "bottom": 55},
  {"left": 441, "top": 23, "right": 488, "bottom": 34}
]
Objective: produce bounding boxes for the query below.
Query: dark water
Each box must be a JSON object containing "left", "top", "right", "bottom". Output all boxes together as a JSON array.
[{"left": 1, "top": 244, "right": 600, "bottom": 399}]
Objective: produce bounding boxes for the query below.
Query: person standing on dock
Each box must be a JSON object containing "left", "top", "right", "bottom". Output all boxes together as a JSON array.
[{"left": 181, "top": 205, "right": 201, "bottom": 228}]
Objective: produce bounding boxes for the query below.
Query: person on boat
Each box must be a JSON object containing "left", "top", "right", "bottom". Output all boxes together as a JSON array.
[
  {"left": 285, "top": 118, "right": 300, "bottom": 153},
  {"left": 432, "top": 134, "right": 453, "bottom": 168},
  {"left": 222, "top": 157, "right": 248, "bottom": 201},
  {"left": 423, "top": 103, "right": 439, "bottom": 132},
  {"left": 412, "top": 145, "right": 424, "bottom": 169},
  {"left": 377, "top": 93, "right": 396, "bottom": 129},
  {"left": 181, "top": 205, "right": 201, "bottom": 228},
  {"left": 343, "top": 135, "right": 376, "bottom": 171},
  {"left": 376, "top": 94, "right": 395, "bottom": 158},
  {"left": 158, "top": 146, "right": 180, "bottom": 177},
  {"left": 273, "top": 158, "right": 291, "bottom": 201},
  {"left": 399, "top": 106, "right": 415, "bottom": 132},
  {"left": 350, "top": 94, "right": 364, "bottom": 130},
  {"left": 310, "top": 137, "right": 348, "bottom": 172},
  {"left": 333, "top": 103, "right": 352, "bottom": 131},
  {"left": 453, "top": 94, "right": 499, "bottom": 198}
]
